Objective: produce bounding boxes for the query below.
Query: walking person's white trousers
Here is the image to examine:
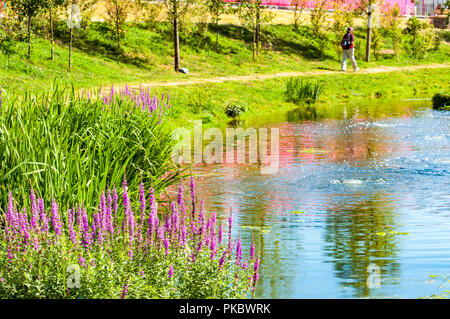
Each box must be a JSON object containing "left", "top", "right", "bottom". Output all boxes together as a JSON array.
[{"left": 341, "top": 48, "right": 358, "bottom": 71}]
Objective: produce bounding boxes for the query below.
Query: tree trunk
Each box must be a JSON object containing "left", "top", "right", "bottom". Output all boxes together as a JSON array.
[
  {"left": 173, "top": 5, "right": 180, "bottom": 71},
  {"left": 215, "top": 18, "right": 219, "bottom": 52},
  {"left": 252, "top": 23, "right": 256, "bottom": 61},
  {"left": 365, "top": 6, "right": 372, "bottom": 62},
  {"left": 115, "top": 1, "right": 120, "bottom": 49},
  {"left": 27, "top": 15, "right": 31, "bottom": 58},
  {"left": 50, "top": 7, "right": 54, "bottom": 61},
  {"left": 69, "top": 27, "right": 73, "bottom": 69},
  {"left": 256, "top": 10, "right": 260, "bottom": 57}
]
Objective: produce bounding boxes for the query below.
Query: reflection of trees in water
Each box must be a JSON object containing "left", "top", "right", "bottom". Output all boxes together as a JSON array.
[
  {"left": 192, "top": 163, "right": 299, "bottom": 298},
  {"left": 286, "top": 99, "right": 420, "bottom": 124},
  {"left": 323, "top": 195, "right": 401, "bottom": 298},
  {"left": 220, "top": 174, "right": 299, "bottom": 299}
]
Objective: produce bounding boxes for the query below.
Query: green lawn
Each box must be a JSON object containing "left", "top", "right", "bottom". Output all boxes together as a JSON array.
[{"left": 0, "top": 21, "right": 449, "bottom": 96}]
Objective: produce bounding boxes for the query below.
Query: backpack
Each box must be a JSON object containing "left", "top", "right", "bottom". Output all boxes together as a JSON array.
[{"left": 341, "top": 33, "right": 352, "bottom": 50}]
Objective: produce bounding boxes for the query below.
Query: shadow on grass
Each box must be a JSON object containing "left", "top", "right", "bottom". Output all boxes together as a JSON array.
[{"left": 53, "top": 21, "right": 153, "bottom": 70}]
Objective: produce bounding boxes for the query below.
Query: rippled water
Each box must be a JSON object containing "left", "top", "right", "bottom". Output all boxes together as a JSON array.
[{"left": 190, "top": 100, "right": 450, "bottom": 298}]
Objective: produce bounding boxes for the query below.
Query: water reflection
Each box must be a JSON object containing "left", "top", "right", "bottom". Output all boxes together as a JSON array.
[
  {"left": 183, "top": 99, "right": 449, "bottom": 298},
  {"left": 323, "top": 194, "right": 401, "bottom": 298}
]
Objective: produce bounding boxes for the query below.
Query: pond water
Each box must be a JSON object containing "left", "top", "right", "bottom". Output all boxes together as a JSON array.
[{"left": 190, "top": 100, "right": 450, "bottom": 298}]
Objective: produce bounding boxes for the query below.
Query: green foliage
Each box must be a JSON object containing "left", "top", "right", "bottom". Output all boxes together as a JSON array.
[
  {"left": 105, "top": 0, "right": 133, "bottom": 48},
  {"left": 0, "top": 86, "right": 179, "bottom": 210},
  {"left": 383, "top": 6, "right": 403, "bottom": 61},
  {"left": 404, "top": 17, "right": 438, "bottom": 58},
  {"left": 371, "top": 28, "right": 382, "bottom": 60},
  {"left": 285, "top": 78, "right": 323, "bottom": 105},
  {"left": 236, "top": 0, "right": 273, "bottom": 59},
  {"left": 432, "top": 92, "right": 450, "bottom": 110},
  {"left": 225, "top": 102, "right": 247, "bottom": 118}
]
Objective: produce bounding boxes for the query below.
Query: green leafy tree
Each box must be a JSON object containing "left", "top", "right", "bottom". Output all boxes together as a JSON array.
[
  {"left": 404, "top": 17, "right": 426, "bottom": 57},
  {"left": 383, "top": 5, "right": 402, "bottom": 61},
  {"left": 310, "top": 0, "right": 329, "bottom": 55},
  {"left": 9, "top": 0, "right": 47, "bottom": 58},
  {"left": 105, "top": 0, "right": 133, "bottom": 49},
  {"left": 207, "top": 0, "right": 227, "bottom": 51},
  {"left": 78, "top": 0, "right": 100, "bottom": 29},
  {"left": 237, "top": 0, "right": 273, "bottom": 61}
]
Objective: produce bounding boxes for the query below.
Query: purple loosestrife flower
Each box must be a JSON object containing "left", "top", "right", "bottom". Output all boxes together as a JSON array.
[
  {"left": 177, "top": 183, "right": 186, "bottom": 218},
  {"left": 250, "top": 241, "right": 255, "bottom": 260},
  {"left": 253, "top": 258, "right": 260, "bottom": 287},
  {"left": 218, "top": 223, "right": 223, "bottom": 245},
  {"left": 51, "top": 198, "right": 62, "bottom": 237},
  {"left": 236, "top": 235, "right": 242, "bottom": 265},
  {"left": 67, "top": 209, "right": 77, "bottom": 246},
  {"left": 106, "top": 189, "right": 114, "bottom": 237},
  {"left": 211, "top": 212, "right": 216, "bottom": 232},
  {"left": 20, "top": 208, "right": 30, "bottom": 243},
  {"left": 210, "top": 232, "right": 217, "bottom": 260},
  {"left": 198, "top": 200, "right": 205, "bottom": 227},
  {"left": 128, "top": 248, "right": 133, "bottom": 260},
  {"left": 168, "top": 265, "right": 174, "bottom": 279},
  {"left": 219, "top": 251, "right": 227, "bottom": 270},
  {"left": 157, "top": 224, "right": 164, "bottom": 243},
  {"left": 76, "top": 205, "right": 82, "bottom": 229},
  {"left": 113, "top": 188, "right": 118, "bottom": 233},
  {"left": 5, "top": 192, "right": 17, "bottom": 238},
  {"left": 38, "top": 198, "right": 49, "bottom": 234},
  {"left": 139, "top": 182, "right": 146, "bottom": 226},
  {"left": 190, "top": 176, "right": 196, "bottom": 215},
  {"left": 121, "top": 282, "right": 129, "bottom": 299},
  {"left": 30, "top": 190, "right": 39, "bottom": 230},
  {"left": 180, "top": 222, "right": 187, "bottom": 247},
  {"left": 164, "top": 238, "right": 170, "bottom": 256},
  {"left": 79, "top": 256, "right": 87, "bottom": 268},
  {"left": 81, "top": 208, "right": 92, "bottom": 249},
  {"left": 227, "top": 210, "right": 233, "bottom": 253},
  {"left": 100, "top": 192, "right": 107, "bottom": 235},
  {"left": 33, "top": 237, "right": 39, "bottom": 251},
  {"left": 164, "top": 213, "right": 171, "bottom": 235},
  {"left": 7, "top": 248, "right": 13, "bottom": 263}
]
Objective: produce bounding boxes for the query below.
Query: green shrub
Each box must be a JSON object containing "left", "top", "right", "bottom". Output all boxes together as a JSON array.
[
  {"left": 285, "top": 78, "right": 323, "bottom": 105},
  {"left": 225, "top": 102, "right": 247, "bottom": 118},
  {"left": 432, "top": 92, "right": 450, "bottom": 110}
]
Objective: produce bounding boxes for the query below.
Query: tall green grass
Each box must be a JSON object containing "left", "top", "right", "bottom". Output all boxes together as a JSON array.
[
  {"left": 0, "top": 85, "right": 180, "bottom": 210},
  {"left": 285, "top": 78, "right": 323, "bottom": 105}
]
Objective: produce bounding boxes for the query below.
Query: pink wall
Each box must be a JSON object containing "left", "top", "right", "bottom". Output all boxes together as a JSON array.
[{"left": 226, "top": 0, "right": 415, "bottom": 16}]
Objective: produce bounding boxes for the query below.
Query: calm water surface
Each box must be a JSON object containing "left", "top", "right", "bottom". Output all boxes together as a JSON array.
[{"left": 190, "top": 100, "right": 450, "bottom": 298}]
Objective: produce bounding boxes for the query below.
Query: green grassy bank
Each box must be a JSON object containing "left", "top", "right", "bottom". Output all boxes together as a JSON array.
[
  {"left": 0, "top": 21, "right": 449, "bottom": 95},
  {"left": 154, "top": 67, "right": 450, "bottom": 128}
]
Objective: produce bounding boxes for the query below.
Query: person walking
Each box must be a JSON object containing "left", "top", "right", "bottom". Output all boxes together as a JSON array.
[{"left": 341, "top": 27, "right": 360, "bottom": 72}]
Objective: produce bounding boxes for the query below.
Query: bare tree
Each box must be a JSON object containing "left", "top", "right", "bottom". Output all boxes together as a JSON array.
[
  {"left": 291, "top": 0, "right": 307, "bottom": 30},
  {"left": 207, "top": 0, "right": 227, "bottom": 51},
  {"left": 163, "top": 0, "right": 194, "bottom": 71},
  {"left": 44, "top": 0, "right": 68, "bottom": 60}
]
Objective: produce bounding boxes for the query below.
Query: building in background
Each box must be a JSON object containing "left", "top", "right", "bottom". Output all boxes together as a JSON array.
[{"left": 415, "top": 0, "right": 447, "bottom": 16}]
